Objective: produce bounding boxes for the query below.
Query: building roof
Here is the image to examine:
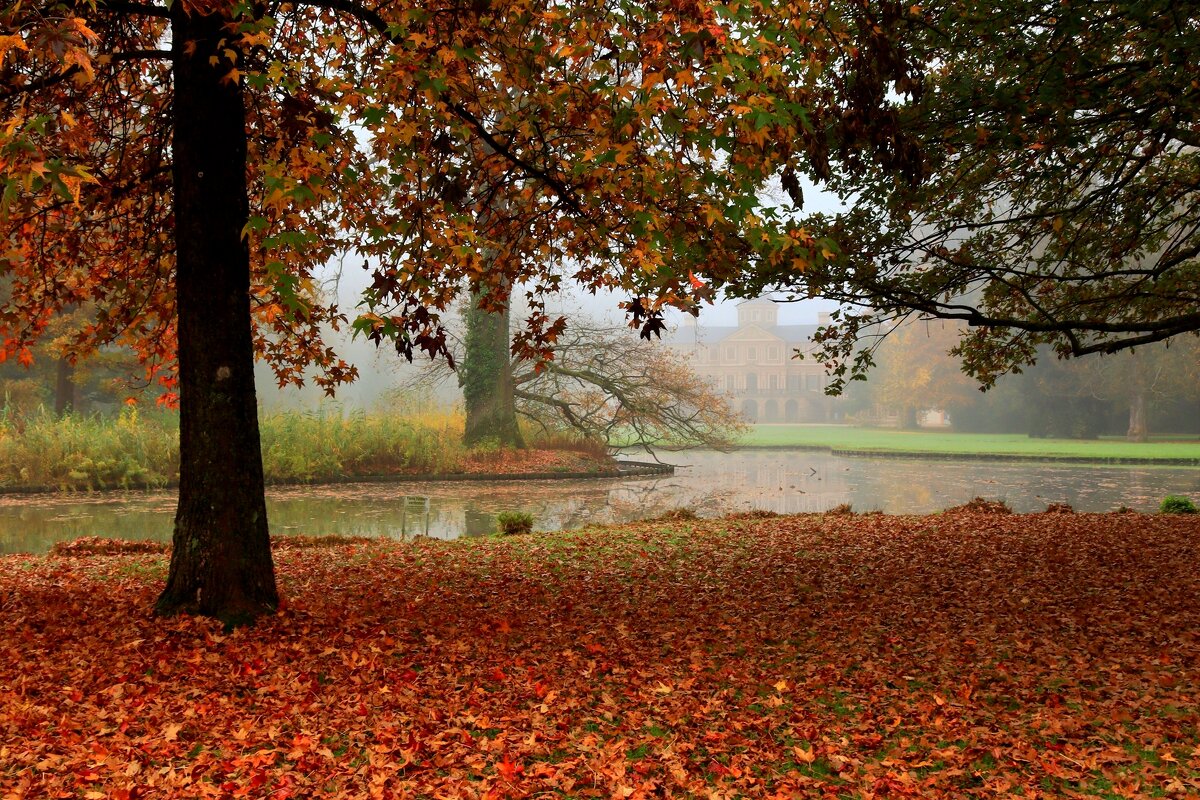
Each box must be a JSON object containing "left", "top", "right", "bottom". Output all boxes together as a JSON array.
[{"left": 662, "top": 323, "right": 821, "bottom": 347}]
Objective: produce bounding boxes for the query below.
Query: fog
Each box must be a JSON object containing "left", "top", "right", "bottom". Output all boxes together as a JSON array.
[{"left": 254, "top": 259, "right": 842, "bottom": 413}]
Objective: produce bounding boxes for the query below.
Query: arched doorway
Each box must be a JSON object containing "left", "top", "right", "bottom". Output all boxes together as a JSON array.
[{"left": 741, "top": 398, "right": 759, "bottom": 422}]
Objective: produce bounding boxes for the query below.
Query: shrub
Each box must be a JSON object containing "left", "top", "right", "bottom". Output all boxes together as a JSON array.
[
  {"left": 826, "top": 503, "right": 855, "bottom": 515},
  {"left": 1160, "top": 495, "right": 1198, "bottom": 514},
  {"left": 946, "top": 497, "right": 1012, "bottom": 515},
  {"left": 496, "top": 511, "right": 534, "bottom": 535}
]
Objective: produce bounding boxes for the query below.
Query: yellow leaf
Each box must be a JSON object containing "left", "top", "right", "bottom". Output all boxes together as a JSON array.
[
  {"left": 641, "top": 71, "right": 664, "bottom": 89},
  {"left": 0, "top": 34, "right": 27, "bottom": 62},
  {"left": 71, "top": 18, "right": 99, "bottom": 41},
  {"left": 792, "top": 744, "right": 816, "bottom": 764},
  {"left": 162, "top": 722, "right": 183, "bottom": 741}
]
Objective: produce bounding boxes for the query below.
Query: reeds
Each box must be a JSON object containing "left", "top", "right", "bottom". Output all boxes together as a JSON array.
[
  {"left": 258, "top": 405, "right": 467, "bottom": 482},
  {"left": 0, "top": 404, "right": 178, "bottom": 490},
  {"left": 0, "top": 402, "right": 607, "bottom": 491},
  {"left": 0, "top": 404, "right": 467, "bottom": 490}
]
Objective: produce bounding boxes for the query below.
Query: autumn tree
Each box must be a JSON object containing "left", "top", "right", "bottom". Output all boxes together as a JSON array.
[
  {"left": 2, "top": 0, "right": 919, "bottom": 623},
  {"left": 739, "top": 0, "right": 1200, "bottom": 391},
  {"left": 851, "top": 319, "right": 977, "bottom": 429}
]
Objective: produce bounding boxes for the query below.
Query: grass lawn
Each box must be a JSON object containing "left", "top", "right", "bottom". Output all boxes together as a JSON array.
[
  {"left": 3, "top": 511, "right": 1199, "bottom": 798},
  {"left": 742, "top": 424, "right": 1200, "bottom": 462}
]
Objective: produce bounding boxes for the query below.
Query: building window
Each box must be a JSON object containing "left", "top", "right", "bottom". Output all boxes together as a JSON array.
[
  {"left": 768, "top": 346, "right": 778, "bottom": 360},
  {"left": 806, "top": 374, "right": 820, "bottom": 391},
  {"left": 726, "top": 375, "right": 736, "bottom": 391},
  {"left": 746, "top": 373, "right": 758, "bottom": 392},
  {"left": 788, "top": 375, "right": 802, "bottom": 391},
  {"left": 725, "top": 347, "right": 734, "bottom": 361},
  {"left": 747, "top": 346, "right": 757, "bottom": 362},
  {"left": 768, "top": 374, "right": 778, "bottom": 390}
]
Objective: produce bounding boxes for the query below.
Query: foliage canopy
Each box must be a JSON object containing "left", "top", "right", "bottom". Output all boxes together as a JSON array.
[{"left": 740, "top": 0, "right": 1200, "bottom": 390}]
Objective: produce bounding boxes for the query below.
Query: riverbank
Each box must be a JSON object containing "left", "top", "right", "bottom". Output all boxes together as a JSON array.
[
  {"left": 2, "top": 511, "right": 1198, "bottom": 798},
  {"left": 0, "top": 407, "right": 626, "bottom": 492},
  {"left": 741, "top": 424, "right": 1200, "bottom": 464}
]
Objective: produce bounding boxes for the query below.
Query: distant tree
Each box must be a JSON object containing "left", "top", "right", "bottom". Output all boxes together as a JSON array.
[
  {"left": 934, "top": 339, "right": 1200, "bottom": 439},
  {"left": 1051, "top": 340, "right": 1200, "bottom": 442},
  {"left": 739, "top": 0, "right": 1200, "bottom": 391},
  {"left": 855, "top": 319, "right": 978, "bottom": 429}
]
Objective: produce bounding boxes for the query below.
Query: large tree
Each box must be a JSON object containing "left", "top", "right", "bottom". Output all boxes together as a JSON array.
[
  {"left": 738, "top": 0, "right": 1200, "bottom": 391},
  {"left": 2, "top": 0, "right": 918, "bottom": 622},
  {"left": 459, "top": 290, "right": 524, "bottom": 448}
]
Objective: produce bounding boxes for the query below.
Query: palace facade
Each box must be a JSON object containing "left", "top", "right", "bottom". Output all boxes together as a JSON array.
[{"left": 662, "top": 297, "right": 844, "bottom": 423}]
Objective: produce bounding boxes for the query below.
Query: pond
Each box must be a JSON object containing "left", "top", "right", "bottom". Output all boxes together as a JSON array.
[{"left": 2, "top": 449, "right": 1198, "bottom": 554}]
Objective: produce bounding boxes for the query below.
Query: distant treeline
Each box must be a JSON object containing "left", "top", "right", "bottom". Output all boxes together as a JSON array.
[{"left": 845, "top": 323, "right": 1199, "bottom": 440}]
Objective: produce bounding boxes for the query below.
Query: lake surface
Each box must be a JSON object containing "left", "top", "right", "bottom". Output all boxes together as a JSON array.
[{"left": 2, "top": 449, "right": 1198, "bottom": 554}]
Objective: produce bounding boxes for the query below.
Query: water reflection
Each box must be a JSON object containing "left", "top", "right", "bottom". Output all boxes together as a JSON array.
[{"left": 1, "top": 450, "right": 1197, "bottom": 554}]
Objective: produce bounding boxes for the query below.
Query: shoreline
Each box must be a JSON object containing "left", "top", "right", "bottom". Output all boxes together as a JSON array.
[
  {"left": 0, "top": 458, "right": 674, "bottom": 497},
  {"left": 733, "top": 443, "right": 1200, "bottom": 466}
]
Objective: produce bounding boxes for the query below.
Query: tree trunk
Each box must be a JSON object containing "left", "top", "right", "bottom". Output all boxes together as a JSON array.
[
  {"left": 901, "top": 405, "right": 920, "bottom": 430},
  {"left": 1126, "top": 350, "right": 1148, "bottom": 442},
  {"left": 54, "top": 357, "right": 75, "bottom": 417},
  {"left": 155, "top": 7, "right": 278, "bottom": 626},
  {"left": 460, "top": 290, "right": 524, "bottom": 448}
]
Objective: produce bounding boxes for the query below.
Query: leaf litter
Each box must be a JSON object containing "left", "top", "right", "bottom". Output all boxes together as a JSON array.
[{"left": 1, "top": 511, "right": 1198, "bottom": 798}]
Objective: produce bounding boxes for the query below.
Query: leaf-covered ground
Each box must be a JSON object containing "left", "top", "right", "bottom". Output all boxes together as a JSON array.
[{"left": 2, "top": 511, "right": 1199, "bottom": 799}]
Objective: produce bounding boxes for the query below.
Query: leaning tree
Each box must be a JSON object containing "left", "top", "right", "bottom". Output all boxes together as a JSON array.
[{"left": 1, "top": 0, "right": 920, "bottom": 623}]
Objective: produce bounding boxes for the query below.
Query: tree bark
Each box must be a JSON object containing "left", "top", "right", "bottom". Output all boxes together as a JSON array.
[
  {"left": 155, "top": 7, "right": 278, "bottom": 626},
  {"left": 460, "top": 290, "right": 524, "bottom": 448},
  {"left": 54, "top": 357, "right": 75, "bottom": 417},
  {"left": 1126, "top": 350, "right": 1148, "bottom": 442}
]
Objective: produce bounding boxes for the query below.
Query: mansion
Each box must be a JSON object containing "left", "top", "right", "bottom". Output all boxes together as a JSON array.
[{"left": 662, "top": 297, "right": 844, "bottom": 423}]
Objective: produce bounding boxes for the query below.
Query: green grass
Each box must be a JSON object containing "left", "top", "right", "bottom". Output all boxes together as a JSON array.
[{"left": 740, "top": 424, "right": 1200, "bottom": 462}]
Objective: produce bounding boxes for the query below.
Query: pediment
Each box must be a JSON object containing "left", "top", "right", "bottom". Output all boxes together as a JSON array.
[{"left": 724, "top": 325, "right": 784, "bottom": 344}]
